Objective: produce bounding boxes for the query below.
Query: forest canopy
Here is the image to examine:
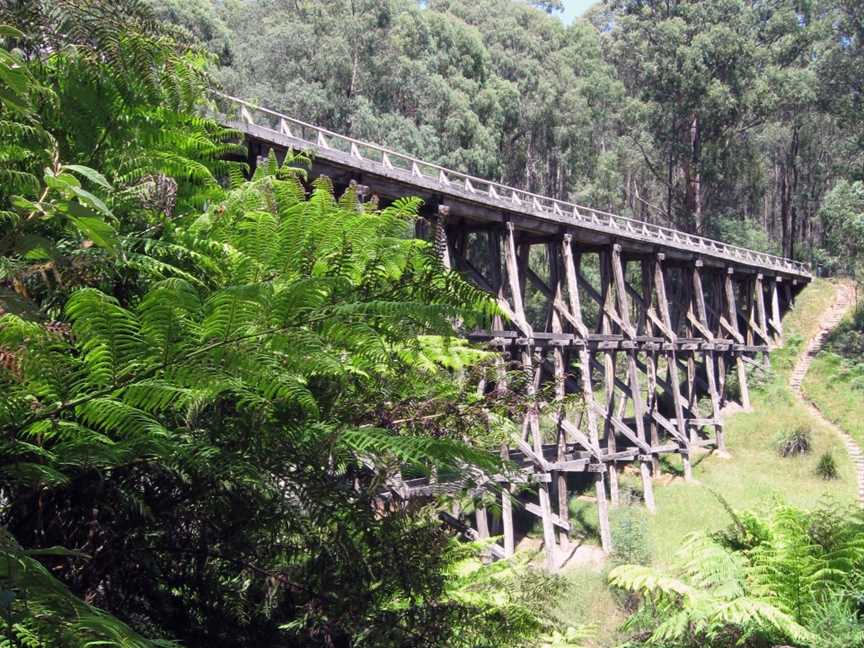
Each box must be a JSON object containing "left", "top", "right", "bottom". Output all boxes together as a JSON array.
[{"left": 161, "top": 0, "right": 864, "bottom": 272}]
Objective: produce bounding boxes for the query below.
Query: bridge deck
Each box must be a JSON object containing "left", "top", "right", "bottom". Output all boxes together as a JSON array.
[{"left": 215, "top": 93, "right": 810, "bottom": 280}]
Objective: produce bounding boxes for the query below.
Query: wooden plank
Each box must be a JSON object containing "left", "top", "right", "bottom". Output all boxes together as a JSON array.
[
  {"left": 771, "top": 276, "right": 783, "bottom": 343},
  {"left": 719, "top": 315, "right": 745, "bottom": 343},
  {"left": 654, "top": 254, "right": 693, "bottom": 481},
  {"left": 476, "top": 505, "right": 490, "bottom": 539},
  {"left": 597, "top": 250, "right": 621, "bottom": 506},
  {"left": 691, "top": 262, "right": 724, "bottom": 451},
  {"left": 503, "top": 223, "right": 532, "bottom": 336},
  {"left": 641, "top": 258, "right": 662, "bottom": 477},
  {"left": 500, "top": 446, "right": 514, "bottom": 557},
  {"left": 560, "top": 234, "right": 590, "bottom": 338},
  {"left": 525, "top": 502, "right": 571, "bottom": 532},
  {"left": 611, "top": 244, "right": 655, "bottom": 512},
  {"left": 686, "top": 309, "right": 715, "bottom": 341},
  {"left": 439, "top": 512, "right": 506, "bottom": 559},
  {"left": 548, "top": 241, "right": 570, "bottom": 547},
  {"left": 503, "top": 222, "right": 556, "bottom": 568},
  {"left": 564, "top": 238, "right": 611, "bottom": 553},
  {"left": 560, "top": 419, "right": 604, "bottom": 460}
]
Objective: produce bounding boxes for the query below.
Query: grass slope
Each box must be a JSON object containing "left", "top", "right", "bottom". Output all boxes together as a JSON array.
[
  {"left": 803, "top": 288, "right": 864, "bottom": 447},
  {"left": 805, "top": 354, "right": 864, "bottom": 444},
  {"left": 645, "top": 278, "right": 856, "bottom": 566}
]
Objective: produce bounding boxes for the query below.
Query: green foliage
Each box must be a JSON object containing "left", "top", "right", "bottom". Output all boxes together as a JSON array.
[
  {"left": 807, "top": 590, "right": 864, "bottom": 648},
  {"left": 818, "top": 181, "right": 864, "bottom": 278},
  {"left": 610, "top": 533, "right": 814, "bottom": 646},
  {"left": 707, "top": 216, "right": 781, "bottom": 256},
  {"left": 0, "top": 152, "right": 518, "bottom": 642},
  {"left": 609, "top": 506, "right": 652, "bottom": 568},
  {"left": 815, "top": 452, "right": 840, "bottom": 481},
  {"left": 775, "top": 424, "right": 813, "bottom": 457},
  {"left": 825, "top": 304, "right": 864, "bottom": 362},
  {"left": 0, "top": 0, "right": 244, "bottom": 317},
  {"left": 441, "top": 549, "right": 593, "bottom": 647},
  {"left": 0, "top": 529, "right": 172, "bottom": 647},
  {"left": 612, "top": 500, "right": 864, "bottom": 647},
  {"left": 4, "top": 1, "right": 864, "bottom": 645},
  {"left": 196, "top": 0, "right": 864, "bottom": 264},
  {"left": 0, "top": 2, "right": 562, "bottom": 645}
]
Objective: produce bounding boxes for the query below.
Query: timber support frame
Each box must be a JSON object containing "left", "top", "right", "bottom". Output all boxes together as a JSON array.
[{"left": 406, "top": 217, "right": 802, "bottom": 570}]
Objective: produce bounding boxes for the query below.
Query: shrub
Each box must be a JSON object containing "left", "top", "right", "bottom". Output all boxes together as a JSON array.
[
  {"left": 825, "top": 305, "right": 864, "bottom": 361},
  {"left": 815, "top": 452, "right": 840, "bottom": 481},
  {"left": 724, "top": 368, "right": 742, "bottom": 401},
  {"left": 807, "top": 498, "right": 850, "bottom": 550},
  {"left": 775, "top": 425, "right": 812, "bottom": 457},
  {"left": 750, "top": 361, "right": 776, "bottom": 391},
  {"left": 610, "top": 507, "right": 651, "bottom": 567}
]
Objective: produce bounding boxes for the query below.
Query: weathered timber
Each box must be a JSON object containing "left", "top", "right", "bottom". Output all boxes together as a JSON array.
[{"left": 223, "top": 92, "right": 809, "bottom": 571}]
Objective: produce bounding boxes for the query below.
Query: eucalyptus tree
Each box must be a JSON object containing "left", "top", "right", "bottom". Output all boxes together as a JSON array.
[{"left": 604, "top": 0, "right": 770, "bottom": 232}]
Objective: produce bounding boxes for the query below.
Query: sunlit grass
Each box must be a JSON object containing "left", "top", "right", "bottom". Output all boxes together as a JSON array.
[
  {"left": 805, "top": 353, "right": 864, "bottom": 445},
  {"left": 554, "top": 569, "right": 628, "bottom": 647},
  {"left": 645, "top": 278, "right": 855, "bottom": 565}
]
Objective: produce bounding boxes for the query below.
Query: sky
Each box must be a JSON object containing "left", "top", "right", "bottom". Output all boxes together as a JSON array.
[{"left": 560, "top": 0, "right": 596, "bottom": 23}]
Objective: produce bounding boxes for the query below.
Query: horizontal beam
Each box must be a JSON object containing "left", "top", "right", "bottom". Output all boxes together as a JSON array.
[{"left": 465, "top": 330, "right": 767, "bottom": 353}]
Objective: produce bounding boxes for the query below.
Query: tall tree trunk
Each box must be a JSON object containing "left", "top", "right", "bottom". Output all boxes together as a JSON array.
[
  {"left": 681, "top": 113, "right": 702, "bottom": 232},
  {"left": 690, "top": 113, "right": 702, "bottom": 232},
  {"left": 780, "top": 126, "right": 800, "bottom": 259},
  {"left": 666, "top": 149, "right": 674, "bottom": 226}
]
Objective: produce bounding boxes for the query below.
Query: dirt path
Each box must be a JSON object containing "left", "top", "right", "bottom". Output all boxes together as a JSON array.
[{"left": 789, "top": 282, "right": 864, "bottom": 505}]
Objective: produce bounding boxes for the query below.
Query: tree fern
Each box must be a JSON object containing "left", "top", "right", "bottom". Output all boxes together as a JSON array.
[
  {"left": 609, "top": 532, "right": 815, "bottom": 646},
  {"left": 1, "top": 136, "right": 515, "bottom": 644},
  {"left": 0, "top": 527, "right": 174, "bottom": 647},
  {"left": 613, "top": 500, "right": 864, "bottom": 647},
  {"left": 0, "top": 3, "right": 537, "bottom": 644}
]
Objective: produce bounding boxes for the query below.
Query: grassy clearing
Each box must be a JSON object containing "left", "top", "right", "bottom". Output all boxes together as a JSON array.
[
  {"left": 555, "top": 278, "right": 856, "bottom": 645},
  {"left": 803, "top": 289, "right": 864, "bottom": 448},
  {"left": 555, "top": 569, "right": 629, "bottom": 647},
  {"left": 646, "top": 278, "right": 855, "bottom": 566},
  {"left": 805, "top": 353, "right": 864, "bottom": 444},
  {"left": 647, "top": 395, "right": 855, "bottom": 564},
  {"left": 771, "top": 277, "right": 840, "bottom": 379}
]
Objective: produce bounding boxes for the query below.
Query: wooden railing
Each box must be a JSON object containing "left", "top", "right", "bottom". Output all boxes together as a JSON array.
[{"left": 211, "top": 92, "right": 811, "bottom": 278}]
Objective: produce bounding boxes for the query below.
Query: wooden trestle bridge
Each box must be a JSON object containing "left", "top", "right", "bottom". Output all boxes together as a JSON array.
[{"left": 215, "top": 93, "right": 812, "bottom": 569}]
